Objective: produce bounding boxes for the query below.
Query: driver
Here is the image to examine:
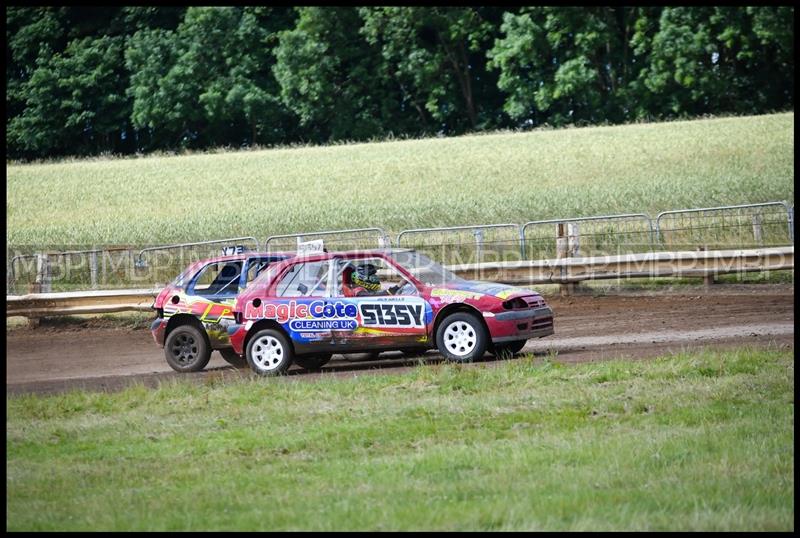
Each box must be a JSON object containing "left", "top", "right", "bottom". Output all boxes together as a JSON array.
[{"left": 342, "top": 263, "right": 402, "bottom": 297}]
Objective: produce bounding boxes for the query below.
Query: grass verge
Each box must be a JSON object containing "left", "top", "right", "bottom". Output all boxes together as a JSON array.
[{"left": 6, "top": 346, "right": 794, "bottom": 531}]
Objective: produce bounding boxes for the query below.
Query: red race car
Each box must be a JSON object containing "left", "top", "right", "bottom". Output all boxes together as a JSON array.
[
  {"left": 150, "top": 251, "right": 292, "bottom": 372},
  {"left": 226, "top": 249, "right": 554, "bottom": 375}
]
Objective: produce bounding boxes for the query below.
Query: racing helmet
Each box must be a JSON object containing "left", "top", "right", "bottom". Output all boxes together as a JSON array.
[{"left": 351, "top": 263, "right": 381, "bottom": 292}]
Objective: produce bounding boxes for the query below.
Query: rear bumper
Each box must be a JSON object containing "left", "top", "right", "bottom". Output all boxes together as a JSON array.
[
  {"left": 487, "top": 306, "right": 554, "bottom": 343},
  {"left": 150, "top": 318, "right": 167, "bottom": 347},
  {"left": 228, "top": 324, "right": 247, "bottom": 355}
]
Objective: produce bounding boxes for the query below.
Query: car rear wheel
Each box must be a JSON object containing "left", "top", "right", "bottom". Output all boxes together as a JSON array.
[
  {"left": 492, "top": 339, "right": 527, "bottom": 359},
  {"left": 294, "top": 353, "right": 332, "bottom": 371},
  {"left": 164, "top": 324, "right": 211, "bottom": 372},
  {"left": 219, "top": 348, "right": 247, "bottom": 368},
  {"left": 246, "top": 329, "right": 293, "bottom": 376},
  {"left": 435, "top": 312, "right": 487, "bottom": 363}
]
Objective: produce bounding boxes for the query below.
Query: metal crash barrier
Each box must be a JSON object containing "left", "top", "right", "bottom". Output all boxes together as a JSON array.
[
  {"left": 6, "top": 246, "right": 793, "bottom": 318},
  {"left": 7, "top": 200, "right": 794, "bottom": 299}
]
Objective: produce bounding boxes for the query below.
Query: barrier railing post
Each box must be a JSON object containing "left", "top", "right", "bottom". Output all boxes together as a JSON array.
[
  {"left": 556, "top": 223, "right": 576, "bottom": 296},
  {"left": 40, "top": 254, "right": 52, "bottom": 293},
  {"left": 90, "top": 250, "right": 99, "bottom": 289},
  {"left": 752, "top": 214, "right": 763, "bottom": 247},
  {"left": 26, "top": 254, "right": 50, "bottom": 328},
  {"left": 473, "top": 229, "right": 484, "bottom": 265}
]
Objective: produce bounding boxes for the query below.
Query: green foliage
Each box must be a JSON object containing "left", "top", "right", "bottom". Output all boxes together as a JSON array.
[
  {"left": 487, "top": 6, "right": 794, "bottom": 126},
  {"left": 360, "top": 7, "right": 505, "bottom": 132},
  {"left": 125, "top": 7, "right": 296, "bottom": 150},
  {"left": 273, "top": 7, "right": 394, "bottom": 141},
  {"left": 637, "top": 7, "right": 795, "bottom": 117},
  {"left": 8, "top": 35, "right": 130, "bottom": 155},
  {"left": 4, "top": 6, "right": 795, "bottom": 160}
]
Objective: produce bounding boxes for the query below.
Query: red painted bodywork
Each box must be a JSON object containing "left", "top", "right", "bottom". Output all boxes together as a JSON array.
[{"left": 228, "top": 250, "right": 554, "bottom": 356}]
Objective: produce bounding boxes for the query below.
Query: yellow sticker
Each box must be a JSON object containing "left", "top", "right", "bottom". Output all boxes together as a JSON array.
[
  {"left": 430, "top": 288, "right": 483, "bottom": 302},
  {"left": 495, "top": 289, "right": 519, "bottom": 299}
]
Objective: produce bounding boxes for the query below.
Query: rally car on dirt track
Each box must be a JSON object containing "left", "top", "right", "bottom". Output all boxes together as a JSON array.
[
  {"left": 226, "top": 249, "right": 555, "bottom": 376},
  {"left": 150, "top": 252, "right": 292, "bottom": 372}
]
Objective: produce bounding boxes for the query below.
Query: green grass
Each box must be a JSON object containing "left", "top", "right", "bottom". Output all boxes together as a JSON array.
[
  {"left": 6, "top": 112, "right": 794, "bottom": 248},
  {"left": 6, "top": 346, "right": 794, "bottom": 531}
]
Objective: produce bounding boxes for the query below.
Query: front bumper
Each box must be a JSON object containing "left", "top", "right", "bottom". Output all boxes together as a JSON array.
[{"left": 486, "top": 306, "right": 554, "bottom": 343}]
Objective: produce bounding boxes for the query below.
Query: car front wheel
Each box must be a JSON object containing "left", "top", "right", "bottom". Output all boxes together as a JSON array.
[
  {"left": 435, "top": 312, "right": 488, "bottom": 363},
  {"left": 246, "top": 329, "right": 293, "bottom": 376}
]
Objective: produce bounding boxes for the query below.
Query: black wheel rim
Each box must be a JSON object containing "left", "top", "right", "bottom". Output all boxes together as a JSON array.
[{"left": 170, "top": 333, "right": 198, "bottom": 365}]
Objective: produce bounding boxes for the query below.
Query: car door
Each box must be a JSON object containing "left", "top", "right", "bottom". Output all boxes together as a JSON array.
[
  {"left": 264, "top": 258, "right": 337, "bottom": 354},
  {"left": 328, "top": 257, "right": 431, "bottom": 351},
  {"left": 184, "top": 260, "right": 244, "bottom": 346}
]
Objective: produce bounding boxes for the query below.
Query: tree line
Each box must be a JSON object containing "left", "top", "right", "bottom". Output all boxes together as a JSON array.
[{"left": 6, "top": 6, "right": 794, "bottom": 160}]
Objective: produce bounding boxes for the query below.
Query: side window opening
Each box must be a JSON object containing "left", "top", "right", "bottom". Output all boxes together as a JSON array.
[
  {"left": 335, "top": 258, "right": 417, "bottom": 297},
  {"left": 246, "top": 259, "right": 272, "bottom": 285},
  {"left": 275, "top": 261, "right": 329, "bottom": 297},
  {"left": 192, "top": 261, "right": 243, "bottom": 297}
]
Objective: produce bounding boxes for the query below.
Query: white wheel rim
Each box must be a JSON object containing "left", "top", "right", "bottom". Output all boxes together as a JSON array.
[
  {"left": 251, "top": 336, "right": 285, "bottom": 371},
  {"left": 443, "top": 320, "right": 477, "bottom": 357}
]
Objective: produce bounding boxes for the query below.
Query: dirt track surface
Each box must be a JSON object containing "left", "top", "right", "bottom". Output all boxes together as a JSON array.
[{"left": 6, "top": 285, "right": 794, "bottom": 396}]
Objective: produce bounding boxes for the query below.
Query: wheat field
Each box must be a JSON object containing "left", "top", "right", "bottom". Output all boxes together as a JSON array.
[{"left": 6, "top": 112, "right": 794, "bottom": 249}]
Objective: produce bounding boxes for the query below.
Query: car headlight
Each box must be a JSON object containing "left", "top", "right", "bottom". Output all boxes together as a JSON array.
[{"left": 502, "top": 297, "right": 528, "bottom": 310}]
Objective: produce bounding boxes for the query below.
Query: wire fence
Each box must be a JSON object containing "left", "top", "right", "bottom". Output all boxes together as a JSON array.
[
  {"left": 8, "top": 246, "right": 140, "bottom": 295},
  {"left": 396, "top": 224, "right": 522, "bottom": 265},
  {"left": 6, "top": 201, "right": 794, "bottom": 294},
  {"left": 134, "top": 237, "right": 261, "bottom": 288},
  {"left": 520, "top": 213, "right": 655, "bottom": 260},
  {"left": 655, "top": 202, "right": 794, "bottom": 251},
  {"left": 264, "top": 227, "right": 391, "bottom": 253},
  {"left": 7, "top": 238, "right": 261, "bottom": 295}
]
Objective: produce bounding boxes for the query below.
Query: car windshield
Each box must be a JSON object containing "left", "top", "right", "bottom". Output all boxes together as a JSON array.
[{"left": 387, "top": 250, "right": 466, "bottom": 287}]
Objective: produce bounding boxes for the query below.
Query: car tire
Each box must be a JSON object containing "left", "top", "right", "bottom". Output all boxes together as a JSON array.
[
  {"left": 435, "top": 312, "right": 488, "bottom": 363},
  {"left": 492, "top": 339, "right": 527, "bottom": 359},
  {"left": 294, "top": 353, "right": 332, "bottom": 371},
  {"left": 164, "top": 324, "right": 212, "bottom": 373},
  {"left": 246, "top": 329, "right": 293, "bottom": 376},
  {"left": 342, "top": 351, "right": 381, "bottom": 362},
  {"left": 219, "top": 348, "right": 247, "bottom": 368}
]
